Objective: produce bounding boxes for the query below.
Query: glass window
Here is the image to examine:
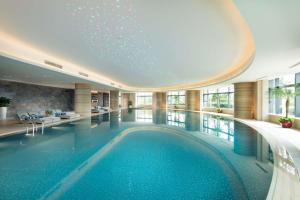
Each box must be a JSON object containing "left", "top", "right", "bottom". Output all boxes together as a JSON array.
[
  {"left": 268, "top": 74, "right": 296, "bottom": 116},
  {"left": 202, "top": 85, "right": 234, "bottom": 108},
  {"left": 167, "top": 91, "right": 185, "bottom": 105},
  {"left": 136, "top": 92, "right": 152, "bottom": 106}
]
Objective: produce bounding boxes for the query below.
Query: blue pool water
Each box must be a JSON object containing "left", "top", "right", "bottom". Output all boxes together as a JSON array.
[{"left": 0, "top": 109, "right": 273, "bottom": 200}]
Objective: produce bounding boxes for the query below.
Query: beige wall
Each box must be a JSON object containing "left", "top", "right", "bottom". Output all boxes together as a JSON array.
[
  {"left": 74, "top": 83, "right": 91, "bottom": 117},
  {"left": 185, "top": 90, "right": 201, "bottom": 111},
  {"left": 152, "top": 92, "right": 166, "bottom": 109},
  {"left": 234, "top": 82, "right": 256, "bottom": 119}
]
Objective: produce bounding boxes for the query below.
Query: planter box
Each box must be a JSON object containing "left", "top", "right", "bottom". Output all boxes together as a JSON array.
[{"left": 0, "top": 107, "right": 7, "bottom": 120}]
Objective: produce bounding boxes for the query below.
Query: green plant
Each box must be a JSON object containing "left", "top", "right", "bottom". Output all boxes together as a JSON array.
[
  {"left": 0, "top": 97, "right": 11, "bottom": 107},
  {"left": 270, "top": 83, "right": 300, "bottom": 119},
  {"left": 174, "top": 95, "right": 180, "bottom": 105},
  {"left": 278, "top": 116, "right": 294, "bottom": 123},
  {"left": 216, "top": 108, "right": 223, "bottom": 113},
  {"left": 211, "top": 94, "right": 220, "bottom": 108}
]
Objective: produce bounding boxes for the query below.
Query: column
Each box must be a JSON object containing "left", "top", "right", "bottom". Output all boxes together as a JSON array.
[
  {"left": 185, "top": 90, "right": 201, "bottom": 111},
  {"left": 129, "top": 93, "right": 136, "bottom": 108},
  {"left": 234, "top": 82, "right": 256, "bottom": 119},
  {"left": 110, "top": 90, "right": 119, "bottom": 111},
  {"left": 75, "top": 83, "right": 91, "bottom": 117},
  {"left": 121, "top": 93, "right": 130, "bottom": 108},
  {"left": 121, "top": 93, "right": 136, "bottom": 108},
  {"left": 256, "top": 80, "right": 269, "bottom": 121},
  {"left": 152, "top": 92, "right": 166, "bottom": 109}
]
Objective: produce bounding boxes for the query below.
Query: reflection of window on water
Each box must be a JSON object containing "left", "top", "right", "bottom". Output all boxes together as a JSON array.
[
  {"left": 268, "top": 146, "right": 274, "bottom": 163},
  {"left": 167, "top": 111, "right": 185, "bottom": 128},
  {"left": 136, "top": 110, "right": 153, "bottom": 122},
  {"left": 136, "top": 92, "right": 152, "bottom": 106},
  {"left": 202, "top": 115, "right": 234, "bottom": 142}
]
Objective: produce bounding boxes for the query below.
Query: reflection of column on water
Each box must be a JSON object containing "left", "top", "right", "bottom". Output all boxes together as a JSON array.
[
  {"left": 110, "top": 111, "right": 120, "bottom": 129},
  {"left": 73, "top": 118, "right": 92, "bottom": 151},
  {"left": 256, "top": 134, "right": 270, "bottom": 162},
  {"left": 102, "top": 113, "right": 110, "bottom": 122},
  {"left": 121, "top": 109, "right": 136, "bottom": 122},
  {"left": 234, "top": 121, "right": 257, "bottom": 156},
  {"left": 152, "top": 109, "right": 166, "bottom": 124},
  {"left": 185, "top": 112, "right": 200, "bottom": 131},
  {"left": 91, "top": 114, "right": 104, "bottom": 127}
]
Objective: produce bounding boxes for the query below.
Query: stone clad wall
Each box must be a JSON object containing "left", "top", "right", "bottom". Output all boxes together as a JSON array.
[
  {"left": 0, "top": 80, "right": 74, "bottom": 119},
  {"left": 110, "top": 90, "right": 119, "bottom": 111}
]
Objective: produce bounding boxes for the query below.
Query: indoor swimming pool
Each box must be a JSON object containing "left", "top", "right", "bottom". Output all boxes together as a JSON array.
[{"left": 0, "top": 109, "right": 274, "bottom": 200}]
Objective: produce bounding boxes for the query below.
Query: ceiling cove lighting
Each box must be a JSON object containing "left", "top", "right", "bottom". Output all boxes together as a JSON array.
[
  {"left": 0, "top": 31, "right": 127, "bottom": 90},
  {"left": 0, "top": 0, "right": 255, "bottom": 92}
]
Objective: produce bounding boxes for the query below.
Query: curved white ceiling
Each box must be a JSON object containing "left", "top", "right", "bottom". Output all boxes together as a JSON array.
[
  {"left": 231, "top": 0, "right": 300, "bottom": 83},
  {"left": 0, "top": 0, "right": 254, "bottom": 90}
]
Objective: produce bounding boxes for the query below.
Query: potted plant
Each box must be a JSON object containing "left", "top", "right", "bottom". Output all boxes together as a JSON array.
[
  {"left": 270, "top": 84, "right": 300, "bottom": 128},
  {"left": 278, "top": 116, "right": 294, "bottom": 128},
  {"left": 0, "top": 97, "right": 11, "bottom": 120},
  {"left": 216, "top": 108, "right": 223, "bottom": 113}
]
